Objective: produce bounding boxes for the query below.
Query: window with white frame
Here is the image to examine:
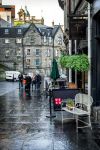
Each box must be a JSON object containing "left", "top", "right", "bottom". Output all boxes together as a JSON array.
[
  {"left": 46, "top": 49, "right": 50, "bottom": 57},
  {"left": 49, "top": 37, "right": 52, "bottom": 43},
  {"left": 55, "top": 49, "right": 59, "bottom": 57},
  {"left": 26, "top": 59, "right": 30, "bottom": 65},
  {"left": 17, "top": 29, "right": 22, "bottom": 34},
  {"left": 5, "top": 50, "right": 10, "bottom": 57},
  {"left": 27, "top": 49, "right": 30, "bottom": 55},
  {"left": 5, "top": 39, "right": 10, "bottom": 43},
  {"left": 17, "top": 49, "right": 21, "bottom": 56},
  {"left": 4, "top": 29, "right": 9, "bottom": 34},
  {"left": 36, "top": 49, "right": 40, "bottom": 56},
  {"left": 58, "top": 36, "right": 62, "bottom": 45},
  {"left": 35, "top": 58, "right": 40, "bottom": 66},
  {"left": 43, "top": 36, "right": 47, "bottom": 43},
  {"left": 16, "top": 38, "right": 22, "bottom": 43}
]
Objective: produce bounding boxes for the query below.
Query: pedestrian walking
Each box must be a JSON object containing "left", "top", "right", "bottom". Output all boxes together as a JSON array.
[
  {"left": 32, "top": 74, "right": 36, "bottom": 90},
  {"left": 18, "top": 73, "right": 23, "bottom": 89},
  {"left": 25, "top": 75, "right": 32, "bottom": 92},
  {"left": 34, "top": 71, "right": 42, "bottom": 90}
]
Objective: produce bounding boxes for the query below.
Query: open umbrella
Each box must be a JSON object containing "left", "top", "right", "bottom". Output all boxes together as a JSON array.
[{"left": 50, "top": 58, "right": 60, "bottom": 81}]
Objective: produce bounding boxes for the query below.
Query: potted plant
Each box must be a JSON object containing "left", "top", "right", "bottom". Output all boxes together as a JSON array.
[
  {"left": 66, "top": 98, "right": 75, "bottom": 110},
  {"left": 59, "top": 54, "right": 89, "bottom": 72},
  {"left": 59, "top": 54, "right": 89, "bottom": 91}
]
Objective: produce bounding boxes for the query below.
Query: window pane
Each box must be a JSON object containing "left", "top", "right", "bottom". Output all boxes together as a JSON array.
[
  {"left": 7, "top": 16, "right": 10, "bottom": 22},
  {"left": 27, "top": 49, "right": 30, "bottom": 55},
  {"left": 16, "top": 38, "right": 22, "bottom": 43},
  {"left": 5, "top": 29, "right": 9, "bottom": 34},
  {"left": 5, "top": 39, "right": 10, "bottom": 43},
  {"left": 44, "top": 36, "right": 47, "bottom": 43},
  {"left": 36, "top": 58, "right": 40, "bottom": 66},
  {"left": 36, "top": 49, "right": 40, "bottom": 56},
  {"left": 18, "top": 29, "right": 22, "bottom": 34}
]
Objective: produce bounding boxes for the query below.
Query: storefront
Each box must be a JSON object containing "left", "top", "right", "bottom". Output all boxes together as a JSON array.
[{"left": 91, "top": 0, "right": 100, "bottom": 105}]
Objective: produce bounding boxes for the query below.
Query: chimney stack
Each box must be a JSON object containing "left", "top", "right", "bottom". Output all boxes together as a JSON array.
[
  {"left": 0, "top": 0, "right": 2, "bottom": 5},
  {"left": 52, "top": 20, "right": 54, "bottom": 27}
]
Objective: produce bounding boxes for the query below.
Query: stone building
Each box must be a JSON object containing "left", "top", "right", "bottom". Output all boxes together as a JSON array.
[
  {"left": 0, "top": 23, "right": 65, "bottom": 76},
  {"left": 0, "top": 0, "right": 15, "bottom": 27},
  {"left": 58, "top": 0, "right": 88, "bottom": 89},
  {"left": 14, "top": 6, "right": 44, "bottom": 26},
  {"left": 58, "top": 0, "right": 100, "bottom": 106}
]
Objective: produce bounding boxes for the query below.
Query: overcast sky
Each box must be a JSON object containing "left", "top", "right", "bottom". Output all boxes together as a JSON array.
[{"left": 3, "top": 0, "right": 64, "bottom": 26}]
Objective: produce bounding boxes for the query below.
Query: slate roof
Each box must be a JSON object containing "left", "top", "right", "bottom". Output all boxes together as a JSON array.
[
  {"left": 0, "top": 23, "right": 61, "bottom": 38},
  {"left": 0, "top": 5, "right": 14, "bottom": 8}
]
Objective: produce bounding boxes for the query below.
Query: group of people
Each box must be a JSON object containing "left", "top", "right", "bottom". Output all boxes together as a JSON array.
[{"left": 18, "top": 71, "right": 42, "bottom": 92}]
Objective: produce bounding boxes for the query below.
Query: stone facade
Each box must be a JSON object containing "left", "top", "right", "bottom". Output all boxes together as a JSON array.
[
  {"left": 0, "top": 23, "right": 65, "bottom": 76},
  {"left": 0, "top": 2, "right": 15, "bottom": 27}
]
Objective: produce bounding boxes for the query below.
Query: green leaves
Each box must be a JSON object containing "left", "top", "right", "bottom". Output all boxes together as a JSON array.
[{"left": 59, "top": 54, "right": 89, "bottom": 72}]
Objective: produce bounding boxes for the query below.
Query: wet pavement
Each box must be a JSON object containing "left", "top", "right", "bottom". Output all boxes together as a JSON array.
[{"left": 0, "top": 82, "right": 100, "bottom": 150}]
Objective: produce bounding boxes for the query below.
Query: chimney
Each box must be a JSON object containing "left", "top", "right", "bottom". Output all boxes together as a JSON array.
[
  {"left": 0, "top": 0, "right": 2, "bottom": 5},
  {"left": 52, "top": 20, "right": 54, "bottom": 27}
]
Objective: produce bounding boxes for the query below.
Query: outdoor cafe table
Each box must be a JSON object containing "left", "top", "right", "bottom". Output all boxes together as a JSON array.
[{"left": 61, "top": 107, "right": 90, "bottom": 132}]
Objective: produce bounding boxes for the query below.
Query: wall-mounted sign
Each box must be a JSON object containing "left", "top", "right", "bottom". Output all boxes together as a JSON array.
[{"left": 69, "top": 18, "right": 87, "bottom": 40}]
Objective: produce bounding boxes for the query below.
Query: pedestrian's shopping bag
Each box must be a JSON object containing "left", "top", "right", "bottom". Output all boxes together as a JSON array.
[{"left": 23, "top": 79, "right": 26, "bottom": 85}]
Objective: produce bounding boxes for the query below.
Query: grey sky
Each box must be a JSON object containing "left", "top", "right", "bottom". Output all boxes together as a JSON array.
[{"left": 3, "top": 0, "right": 64, "bottom": 26}]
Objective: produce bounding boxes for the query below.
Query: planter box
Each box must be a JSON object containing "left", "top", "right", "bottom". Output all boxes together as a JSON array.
[{"left": 51, "top": 88, "right": 80, "bottom": 111}]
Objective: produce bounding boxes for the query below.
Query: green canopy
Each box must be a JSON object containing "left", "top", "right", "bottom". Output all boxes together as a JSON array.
[{"left": 50, "top": 59, "right": 60, "bottom": 81}]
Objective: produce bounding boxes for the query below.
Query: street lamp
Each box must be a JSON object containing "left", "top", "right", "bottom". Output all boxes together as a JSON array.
[
  {"left": 22, "top": 36, "right": 24, "bottom": 74},
  {"left": 52, "top": 35, "right": 55, "bottom": 59}
]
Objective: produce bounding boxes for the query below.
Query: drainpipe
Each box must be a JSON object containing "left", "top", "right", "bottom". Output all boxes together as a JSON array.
[
  {"left": 69, "top": 40, "right": 72, "bottom": 82},
  {"left": 68, "top": 0, "right": 72, "bottom": 83},
  {"left": 75, "top": 40, "right": 77, "bottom": 86},
  {"left": 22, "top": 37, "right": 24, "bottom": 74},
  {"left": 88, "top": 3, "right": 91, "bottom": 96}
]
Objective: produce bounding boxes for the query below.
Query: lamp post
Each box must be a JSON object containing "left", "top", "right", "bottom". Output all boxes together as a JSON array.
[
  {"left": 52, "top": 35, "right": 55, "bottom": 60},
  {"left": 22, "top": 36, "right": 24, "bottom": 74}
]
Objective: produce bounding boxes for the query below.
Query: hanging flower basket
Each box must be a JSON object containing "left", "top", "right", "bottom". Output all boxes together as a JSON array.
[{"left": 59, "top": 54, "right": 89, "bottom": 72}]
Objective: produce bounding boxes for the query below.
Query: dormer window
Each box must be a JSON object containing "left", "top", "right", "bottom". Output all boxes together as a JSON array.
[
  {"left": 18, "top": 29, "right": 22, "bottom": 34},
  {"left": 43, "top": 36, "right": 47, "bottom": 43},
  {"left": 49, "top": 37, "right": 52, "bottom": 43},
  {"left": 5, "top": 29, "right": 9, "bottom": 34},
  {"left": 58, "top": 36, "right": 62, "bottom": 45}
]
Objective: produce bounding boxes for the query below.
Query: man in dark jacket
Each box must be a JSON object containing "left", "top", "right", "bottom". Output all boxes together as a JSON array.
[
  {"left": 25, "top": 75, "right": 32, "bottom": 91},
  {"left": 35, "top": 72, "right": 41, "bottom": 90},
  {"left": 18, "top": 73, "right": 23, "bottom": 89}
]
